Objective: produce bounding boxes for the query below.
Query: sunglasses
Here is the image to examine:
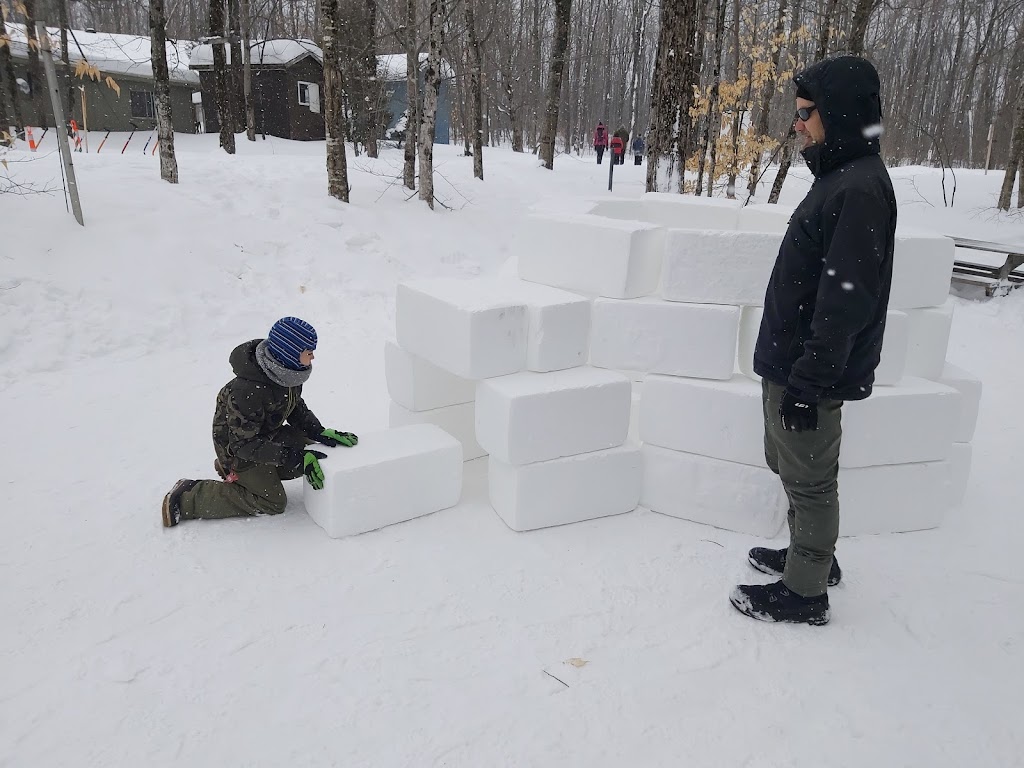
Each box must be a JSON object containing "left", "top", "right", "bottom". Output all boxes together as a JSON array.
[{"left": 795, "top": 105, "right": 818, "bottom": 122}]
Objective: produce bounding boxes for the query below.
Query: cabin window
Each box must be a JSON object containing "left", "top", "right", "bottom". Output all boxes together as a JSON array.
[{"left": 130, "top": 91, "right": 157, "bottom": 119}]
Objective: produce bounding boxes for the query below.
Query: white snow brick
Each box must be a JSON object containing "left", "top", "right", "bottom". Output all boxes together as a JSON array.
[
  {"left": 395, "top": 278, "right": 528, "bottom": 379},
  {"left": 591, "top": 192, "right": 741, "bottom": 231},
  {"left": 736, "top": 203, "right": 795, "bottom": 234},
  {"left": 842, "top": 377, "right": 960, "bottom": 467},
  {"left": 640, "top": 375, "right": 767, "bottom": 467},
  {"left": 875, "top": 310, "right": 910, "bottom": 385},
  {"left": 904, "top": 301, "right": 955, "bottom": 380},
  {"left": 489, "top": 445, "right": 642, "bottom": 531},
  {"left": 890, "top": 228, "right": 956, "bottom": 309},
  {"left": 660, "top": 230, "right": 784, "bottom": 306},
  {"left": 641, "top": 445, "right": 787, "bottom": 538},
  {"left": 517, "top": 213, "right": 664, "bottom": 299},
  {"left": 627, "top": 384, "right": 642, "bottom": 444},
  {"left": 938, "top": 362, "right": 982, "bottom": 442},
  {"left": 511, "top": 280, "right": 592, "bottom": 372},
  {"left": 737, "top": 306, "right": 763, "bottom": 381},
  {"left": 948, "top": 442, "right": 972, "bottom": 509},
  {"left": 837, "top": 460, "right": 952, "bottom": 536},
  {"left": 304, "top": 425, "right": 462, "bottom": 538},
  {"left": 388, "top": 400, "right": 486, "bottom": 461},
  {"left": 476, "top": 367, "right": 631, "bottom": 465},
  {"left": 384, "top": 341, "right": 476, "bottom": 412},
  {"left": 590, "top": 298, "right": 739, "bottom": 379}
]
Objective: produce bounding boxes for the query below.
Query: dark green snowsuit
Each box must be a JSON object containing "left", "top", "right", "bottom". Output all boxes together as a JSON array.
[{"left": 179, "top": 339, "right": 324, "bottom": 520}]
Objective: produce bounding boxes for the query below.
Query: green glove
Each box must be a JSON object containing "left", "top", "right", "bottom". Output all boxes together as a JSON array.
[
  {"left": 302, "top": 449, "right": 328, "bottom": 490},
  {"left": 317, "top": 428, "right": 358, "bottom": 447}
]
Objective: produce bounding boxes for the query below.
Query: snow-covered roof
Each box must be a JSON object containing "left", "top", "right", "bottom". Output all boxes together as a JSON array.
[
  {"left": 378, "top": 52, "right": 454, "bottom": 81},
  {"left": 189, "top": 38, "right": 323, "bottom": 69},
  {"left": 3, "top": 23, "right": 199, "bottom": 86}
]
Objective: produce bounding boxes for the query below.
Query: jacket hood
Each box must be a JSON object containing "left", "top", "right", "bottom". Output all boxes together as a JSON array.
[
  {"left": 795, "top": 56, "right": 883, "bottom": 177},
  {"left": 229, "top": 339, "right": 273, "bottom": 383}
]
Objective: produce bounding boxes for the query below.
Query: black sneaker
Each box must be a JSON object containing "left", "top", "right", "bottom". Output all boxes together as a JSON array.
[
  {"left": 161, "top": 479, "right": 197, "bottom": 528},
  {"left": 729, "top": 581, "right": 830, "bottom": 626},
  {"left": 748, "top": 546, "right": 842, "bottom": 587}
]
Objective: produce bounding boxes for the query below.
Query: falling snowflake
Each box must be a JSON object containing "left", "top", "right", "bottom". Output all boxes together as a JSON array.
[
  {"left": 827, "top": 269, "right": 836, "bottom": 276},
  {"left": 841, "top": 282, "right": 854, "bottom": 291}
]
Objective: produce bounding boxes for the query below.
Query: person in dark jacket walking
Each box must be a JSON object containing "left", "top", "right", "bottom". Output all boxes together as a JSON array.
[
  {"left": 594, "top": 122, "right": 608, "bottom": 164},
  {"left": 730, "top": 56, "right": 897, "bottom": 625},
  {"left": 631, "top": 135, "right": 645, "bottom": 165},
  {"left": 161, "top": 317, "right": 359, "bottom": 527}
]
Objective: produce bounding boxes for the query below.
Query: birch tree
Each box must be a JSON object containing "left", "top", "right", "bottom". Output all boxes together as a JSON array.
[
  {"left": 321, "top": 0, "right": 350, "bottom": 201},
  {"left": 150, "top": 0, "right": 179, "bottom": 182},
  {"left": 402, "top": 0, "right": 418, "bottom": 190},
  {"left": 419, "top": 0, "right": 444, "bottom": 208},
  {"left": 538, "top": 0, "right": 570, "bottom": 169}
]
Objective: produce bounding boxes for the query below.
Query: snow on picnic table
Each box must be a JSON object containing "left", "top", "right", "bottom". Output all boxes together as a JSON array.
[{"left": 1, "top": 138, "right": 1023, "bottom": 767}]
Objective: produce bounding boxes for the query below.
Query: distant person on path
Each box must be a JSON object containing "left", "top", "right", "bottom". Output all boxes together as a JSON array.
[
  {"left": 730, "top": 55, "right": 897, "bottom": 626},
  {"left": 594, "top": 122, "right": 608, "bottom": 164},
  {"left": 613, "top": 127, "right": 629, "bottom": 164},
  {"left": 631, "top": 135, "right": 645, "bottom": 165},
  {"left": 161, "top": 317, "right": 359, "bottom": 528}
]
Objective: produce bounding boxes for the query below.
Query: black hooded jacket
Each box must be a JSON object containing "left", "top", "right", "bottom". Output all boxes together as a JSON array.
[{"left": 753, "top": 56, "right": 897, "bottom": 403}]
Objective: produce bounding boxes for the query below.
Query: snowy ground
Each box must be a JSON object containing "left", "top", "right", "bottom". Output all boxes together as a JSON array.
[{"left": 2, "top": 135, "right": 1023, "bottom": 766}]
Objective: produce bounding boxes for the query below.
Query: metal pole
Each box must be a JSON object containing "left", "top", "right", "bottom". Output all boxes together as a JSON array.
[
  {"left": 37, "top": 22, "right": 84, "bottom": 225},
  {"left": 608, "top": 146, "right": 615, "bottom": 191},
  {"left": 984, "top": 122, "right": 995, "bottom": 175}
]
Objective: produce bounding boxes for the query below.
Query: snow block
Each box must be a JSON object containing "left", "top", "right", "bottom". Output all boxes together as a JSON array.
[
  {"left": 628, "top": 384, "right": 642, "bottom": 444},
  {"left": 516, "top": 213, "right": 664, "bottom": 299},
  {"left": 938, "top": 362, "right": 982, "bottom": 442},
  {"left": 904, "top": 301, "right": 955, "bottom": 380},
  {"left": 385, "top": 341, "right": 476, "bottom": 412},
  {"left": 735, "top": 203, "right": 794, "bottom": 234},
  {"left": 395, "top": 278, "right": 528, "bottom": 379},
  {"left": 489, "top": 445, "right": 642, "bottom": 531},
  {"left": 842, "top": 377, "right": 960, "bottom": 467},
  {"left": 592, "top": 192, "right": 741, "bottom": 231},
  {"left": 511, "top": 280, "right": 592, "bottom": 372},
  {"left": 304, "top": 424, "right": 462, "bottom": 538},
  {"left": 476, "top": 367, "right": 631, "bottom": 465},
  {"left": 737, "top": 306, "right": 763, "bottom": 381},
  {"left": 641, "top": 445, "right": 788, "bottom": 538},
  {"left": 388, "top": 400, "right": 486, "bottom": 461},
  {"left": 948, "top": 442, "right": 972, "bottom": 508},
  {"left": 838, "top": 460, "right": 952, "bottom": 536},
  {"left": 890, "top": 228, "right": 956, "bottom": 309},
  {"left": 590, "top": 298, "right": 739, "bottom": 379},
  {"left": 660, "top": 230, "right": 783, "bottom": 306},
  {"left": 639, "top": 375, "right": 767, "bottom": 467},
  {"left": 875, "top": 310, "right": 910, "bottom": 386}
]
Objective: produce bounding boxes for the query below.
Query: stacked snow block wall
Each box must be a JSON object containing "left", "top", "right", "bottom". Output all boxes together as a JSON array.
[
  {"left": 517, "top": 193, "right": 978, "bottom": 538},
  {"left": 391, "top": 276, "right": 642, "bottom": 532},
  {"left": 381, "top": 193, "right": 978, "bottom": 539}
]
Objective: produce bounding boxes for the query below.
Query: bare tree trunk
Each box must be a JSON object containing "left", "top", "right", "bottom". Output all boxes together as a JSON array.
[
  {"left": 998, "top": 88, "right": 1024, "bottom": 210},
  {"left": 465, "top": 0, "right": 484, "bottom": 179},
  {"left": 539, "top": 0, "right": 571, "bottom": 169},
  {"left": 847, "top": 0, "right": 877, "bottom": 56},
  {"left": 747, "top": 0, "right": 788, "bottom": 196},
  {"left": 816, "top": 0, "right": 840, "bottom": 59},
  {"left": 150, "top": 0, "right": 179, "bottom": 183},
  {"left": 725, "top": 0, "right": 741, "bottom": 197},
  {"left": 321, "top": 0, "right": 350, "bottom": 201},
  {"left": 363, "top": 0, "right": 379, "bottom": 157},
  {"left": 210, "top": 0, "right": 236, "bottom": 153},
  {"left": 702, "top": 0, "right": 727, "bottom": 196},
  {"left": 402, "top": 0, "right": 418, "bottom": 190},
  {"left": 228, "top": 0, "right": 245, "bottom": 130},
  {"left": 419, "top": 0, "right": 444, "bottom": 208},
  {"left": 647, "top": 0, "right": 685, "bottom": 191},
  {"left": 241, "top": 0, "right": 256, "bottom": 140},
  {"left": 23, "top": 0, "right": 47, "bottom": 127}
]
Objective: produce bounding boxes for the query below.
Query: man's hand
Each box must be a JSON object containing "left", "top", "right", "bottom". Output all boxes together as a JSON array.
[
  {"left": 780, "top": 391, "right": 818, "bottom": 432},
  {"left": 316, "top": 428, "right": 359, "bottom": 447}
]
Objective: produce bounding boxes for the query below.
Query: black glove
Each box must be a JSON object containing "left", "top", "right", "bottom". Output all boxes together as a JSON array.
[
  {"left": 780, "top": 391, "right": 818, "bottom": 432},
  {"left": 285, "top": 448, "right": 329, "bottom": 489}
]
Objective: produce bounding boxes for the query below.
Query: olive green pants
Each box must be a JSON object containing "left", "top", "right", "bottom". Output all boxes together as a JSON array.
[
  {"left": 762, "top": 380, "right": 843, "bottom": 597},
  {"left": 179, "top": 427, "right": 308, "bottom": 521}
]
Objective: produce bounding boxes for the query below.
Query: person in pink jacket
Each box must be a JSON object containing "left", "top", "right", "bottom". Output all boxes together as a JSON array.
[{"left": 594, "top": 122, "right": 608, "bottom": 164}]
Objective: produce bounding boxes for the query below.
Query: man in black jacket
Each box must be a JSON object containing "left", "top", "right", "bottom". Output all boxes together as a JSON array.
[{"left": 730, "top": 56, "right": 897, "bottom": 625}]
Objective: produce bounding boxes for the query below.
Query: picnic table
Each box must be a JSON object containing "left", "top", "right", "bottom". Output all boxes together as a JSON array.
[{"left": 948, "top": 236, "right": 1024, "bottom": 297}]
